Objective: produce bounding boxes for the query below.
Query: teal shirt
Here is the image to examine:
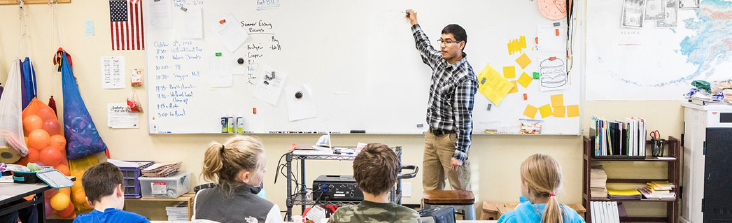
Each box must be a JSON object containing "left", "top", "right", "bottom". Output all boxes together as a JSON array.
[{"left": 498, "top": 196, "right": 585, "bottom": 223}]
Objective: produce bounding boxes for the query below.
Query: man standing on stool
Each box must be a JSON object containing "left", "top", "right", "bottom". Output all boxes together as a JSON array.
[{"left": 406, "top": 9, "right": 478, "bottom": 191}]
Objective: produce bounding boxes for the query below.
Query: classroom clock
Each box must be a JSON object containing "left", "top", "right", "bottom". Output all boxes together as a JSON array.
[{"left": 538, "top": 0, "right": 567, "bottom": 20}]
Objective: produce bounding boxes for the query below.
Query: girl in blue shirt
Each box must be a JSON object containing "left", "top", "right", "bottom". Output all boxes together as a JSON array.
[{"left": 498, "top": 154, "right": 585, "bottom": 223}]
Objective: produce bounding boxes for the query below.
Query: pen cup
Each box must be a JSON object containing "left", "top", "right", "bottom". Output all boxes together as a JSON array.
[{"left": 652, "top": 139, "right": 665, "bottom": 157}]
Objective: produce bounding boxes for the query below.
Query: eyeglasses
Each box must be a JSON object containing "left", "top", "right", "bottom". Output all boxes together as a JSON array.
[{"left": 437, "top": 39, "right": 460, "bottom": 45}]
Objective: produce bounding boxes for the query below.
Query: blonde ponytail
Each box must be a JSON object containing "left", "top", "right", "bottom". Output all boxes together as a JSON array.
[
  {"left": 520, "top": 154, "right": 565, "bottom": 223},
  {"left": 200, "top": 136, "right": 265, "bottom": 197},
  {"left": 542, "top": 194, "right": 564, "bottom": 223},
  {"left": 202, "top": 143, "right": 225, "bottom": 184}
]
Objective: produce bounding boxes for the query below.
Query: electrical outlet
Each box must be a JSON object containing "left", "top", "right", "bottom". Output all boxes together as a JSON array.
[{"left": 402, "top": 182, "right": 411, "bottom": 197}]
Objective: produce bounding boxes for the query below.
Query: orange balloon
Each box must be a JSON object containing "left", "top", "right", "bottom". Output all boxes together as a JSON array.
[
  {"left": 49, "top": 135, "right": 67, "bottom": 149},
  {"left": 40, "top": 147, "right": 63, "bottom": 166},
  {"left": 50, "top": 193, "right": 70, "bottom": 211},
  {"left": 28, "top": 129, "right": 50, "bottom": 149},
  {"left": 56, "top": 164, "right": 70, "bottom": 176},
  {"left": 26, "top": 149, "right": 40, "bottom": 163},
  {"left": 38, "top": 107, "right": 57, "bottom": 121},
  {"left": 56, "top": 202, "right": 75, "bottom": 218},
  {"left": 72, "top": 190, "right": 86, "bottom": 206},
  {"left": 42, "top": 120, "right": 62, "bottom": 136},
  {"left": 24, "top": 137, "right": 29, "bottom": 146},
  {"left": 23, "top": 115, "right": 43, "bottom": 135},
  {"left": 58, "top": 187, "right": 71, "bottom": 196}
]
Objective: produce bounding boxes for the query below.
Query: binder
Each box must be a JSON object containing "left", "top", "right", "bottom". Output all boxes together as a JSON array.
[{"left": 611, "top": 202, "right": 620, "bottom": 223}]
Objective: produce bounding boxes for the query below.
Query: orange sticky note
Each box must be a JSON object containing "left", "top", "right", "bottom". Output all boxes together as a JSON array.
[
  {"left": 509, "top": 80, "right": 518, "bottom": 94},
  {"left": 503, "top": 66, "right": 516, "bottom": 79},
  {"left": 516, "top": 53, "right": 532, "bottom": 69},
  {"left": 553, "top": 106, "right": 566, "bottom": 118},
  {"left": 550, "top": 94, "right": 564, "bottom": 107},
  {"left": 523, "top": 105, "right": 538, "bottom": 119},
  {"left": 567, "top": 105, "right": 579, "bottom": 117},
  {"left": 539, "top": 104, "right": 553, "bottom": 118},
  {"left": 518, "top": 72, "right": 533, "bottom": 88}
]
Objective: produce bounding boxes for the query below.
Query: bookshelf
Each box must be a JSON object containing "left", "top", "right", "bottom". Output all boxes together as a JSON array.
[{"left": 582, "top": 136, "right": 680, "bottom": 223}]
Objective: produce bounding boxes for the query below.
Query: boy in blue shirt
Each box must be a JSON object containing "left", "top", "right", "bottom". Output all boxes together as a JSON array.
[
  {"left": 498, "top": 154, "right": 585, "bottom": 223},
  {"left": 73, "top": 162, "right": 149, "bottom": 223}
]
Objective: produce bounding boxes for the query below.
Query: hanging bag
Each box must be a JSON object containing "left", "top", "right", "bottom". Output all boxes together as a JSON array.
[{"left": 61, "top": 52, "right": 108, "bottom": 159}]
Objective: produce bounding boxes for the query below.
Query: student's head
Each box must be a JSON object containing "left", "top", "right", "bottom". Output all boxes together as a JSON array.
[
  {"left": 352, "top": 143, "right": 400, "bottom": 196},
  {"left": 520, "top": 154, "right": 565, "bottom": 223},
  {"left": 82, "top": 162, "right": 125, "bottom": 208},
  {"left": 202, "top": 136, "right": 266, "bottom": 196},
  {"left": 440, "top": 24, "right": 467, "bottom": 61}
]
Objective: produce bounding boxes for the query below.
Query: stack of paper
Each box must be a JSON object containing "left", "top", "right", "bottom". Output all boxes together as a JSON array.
[
  {"left": 590, "top": 164, "right": 608, "bottom": 198},
  {"left": 142, "top": 162, "right": 181, "bottom": 177},
  {"left": 638, "top": 181, "right": 676, "bottom": 200},
  {"left": 607, "top": 188, "right": 642, "bottom": 200},
  {"left": 166, "top": 201, "right": 188, "bottom": 221}
]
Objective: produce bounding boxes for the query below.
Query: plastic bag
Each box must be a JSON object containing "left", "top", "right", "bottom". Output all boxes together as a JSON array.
[
  {"left": 68, "top": 152, "right": 107, "bottom": 211},
  {"left": 61, "top": 52, "right": 108, "bottom": 159},
  {"left": 127, "top": 91, "right": 143, "bottom": 112},
  {"left": 21, "top": 98, "right": 75, "bottom": 218},
  {"left": 0, "top": 60, "right": 30, "bottom": 163}
]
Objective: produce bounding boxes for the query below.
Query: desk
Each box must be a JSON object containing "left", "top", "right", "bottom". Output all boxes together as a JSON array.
[
  {"left": 0, "top": 183, "right": 52, "bottom": 223},
  {"left": 285, "top": 146, "right": 406, "bottom": 221}
]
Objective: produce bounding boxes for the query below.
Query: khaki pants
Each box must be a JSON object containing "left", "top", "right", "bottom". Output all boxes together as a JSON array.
[{"left": 422, "top": 131, "right": 471, "bottom": 191}]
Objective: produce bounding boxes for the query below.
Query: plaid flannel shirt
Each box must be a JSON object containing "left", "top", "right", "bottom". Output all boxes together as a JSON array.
[{"left": 411, "top": 24, "right": 478, "bottom": 162}]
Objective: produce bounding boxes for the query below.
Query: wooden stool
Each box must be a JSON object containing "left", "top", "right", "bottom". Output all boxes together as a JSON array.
[{"left": 423, "top": 190, "right": 476, "bottom": 220}]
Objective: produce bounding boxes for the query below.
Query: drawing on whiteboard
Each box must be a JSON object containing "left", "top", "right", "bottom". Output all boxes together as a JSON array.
[
  {"left": 257, "top": 0, "right": 280, "bottom": 11},
  {"left": 539, "top": 56, "right": 568, "bottom": 91},
  {"left": 621, "top": 0, "right": 645, "bottom": 28},
  {"left": 253, "top": 68, "right": 287, "bottom": 105}
]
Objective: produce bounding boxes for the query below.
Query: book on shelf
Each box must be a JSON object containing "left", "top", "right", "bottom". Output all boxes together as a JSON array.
[
  {"left": 591, "top": 201, "right": 622, "bottom": 223},
  {"left": 591, "top": 116, "right": 647, "bottom": 158},
  {"left": 637, "top": 187, "right": 676, "bottom": 200},
  {"left": 590, "top": 164, "right": 608, "bottom": 198}
]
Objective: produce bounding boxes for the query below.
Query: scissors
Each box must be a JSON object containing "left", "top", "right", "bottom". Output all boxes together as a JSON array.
[{"left": 650, "top": 130, "right": 661, "bottom": 140}]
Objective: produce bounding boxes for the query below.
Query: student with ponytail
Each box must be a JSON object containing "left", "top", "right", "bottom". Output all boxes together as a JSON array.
[
  {"left": 498, "top": 154, "right": 585, "bottom": 223},
  {"left": 193, "top": 136, "right": 283, "bottom": 223}
]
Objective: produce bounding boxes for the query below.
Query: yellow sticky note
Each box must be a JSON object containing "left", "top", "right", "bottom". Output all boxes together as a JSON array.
[
  {"left": 518, "top": 72, "right": 533, "bottom": 88},
  {"left": 507, "top": 36, "right": 527, "bottom": 55},
  {"left": 516, "top": 53, "right": 532, "bottom": 69},
  {"left": 551, "top": 94, "right": 564, "bottom": 107},
  {"left": 503, "top": 66, "right": 516, "bottom": 79},
  {"left": 509, "top": 80, "right": 518, "bottom": 94},
  {"left": 553, "top": 106, "right": 566, "bottom": 118},
  {"left": 476, "top": 64, "right": 514, "bottom": 105},
  {"left": 567, "top": 105, "right": 580, "bottom": 117},
  {"left": 523, "top": 105, "right": 538, "bottom": 119},
  {"left": 539, "top": 104, "right": 553, "bottom": 118}
]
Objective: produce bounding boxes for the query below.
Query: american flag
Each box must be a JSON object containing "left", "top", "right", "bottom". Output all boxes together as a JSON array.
[{"left": 110, "top": 0, "right": 144, "bottom": 50}]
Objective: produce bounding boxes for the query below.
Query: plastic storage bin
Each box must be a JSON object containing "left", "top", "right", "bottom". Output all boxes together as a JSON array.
[
  {"left": 118, "top": 161, "right": 155, "bottom": 198},
  {"left": 140, "top": 172, "right": 191, "bottom": 198}
]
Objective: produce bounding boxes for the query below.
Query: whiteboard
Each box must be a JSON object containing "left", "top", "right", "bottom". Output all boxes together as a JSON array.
[{"left": 145, "top": 0, "right": 582, "bottom": 134}]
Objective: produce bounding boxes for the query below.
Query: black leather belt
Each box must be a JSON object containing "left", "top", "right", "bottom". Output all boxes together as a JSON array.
[{"left": 430, "top": 128, "right": 455, "bottom": 136}]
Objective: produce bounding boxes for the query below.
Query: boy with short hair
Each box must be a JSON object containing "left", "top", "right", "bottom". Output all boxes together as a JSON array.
[
  {"left": 73, "top": 162, "right": 149, "bottom": 223},
  {"left": 329, "top": 143, "right": 420, "bottom": 223}
]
